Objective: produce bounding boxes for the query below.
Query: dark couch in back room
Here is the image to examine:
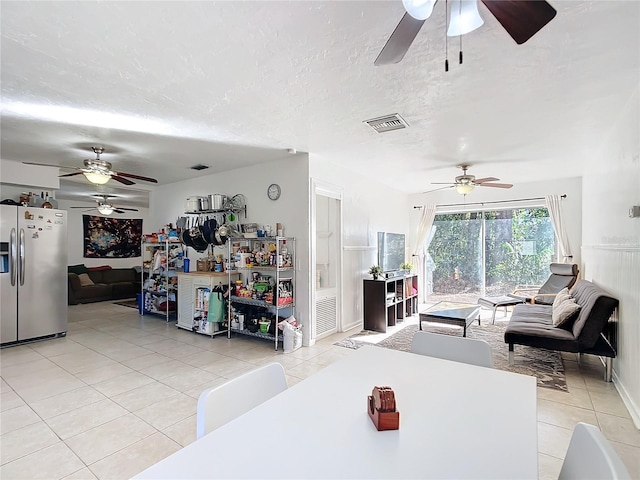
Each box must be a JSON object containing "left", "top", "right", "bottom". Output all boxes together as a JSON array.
[{"left": 68, "top": 264, "right": 141, "bottom": 305}]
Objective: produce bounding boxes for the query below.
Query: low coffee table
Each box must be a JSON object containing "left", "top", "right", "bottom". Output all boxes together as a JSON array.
[{"left": 419, "top": 301, "right": 481, "bottom": 337}]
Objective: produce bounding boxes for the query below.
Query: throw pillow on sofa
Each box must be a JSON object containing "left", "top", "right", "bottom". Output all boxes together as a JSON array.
[
  {"left": 552, "top": 287, "right": 571, "bottom": 309},
  {"left": 552, "top": 295, "right": 581, "bottom": 329},
  {"left": 68, "top": 264, "right": 89, "bottom": 275},
  {"left": 78, "top": 273, "right": 95, "bottom": 286}
]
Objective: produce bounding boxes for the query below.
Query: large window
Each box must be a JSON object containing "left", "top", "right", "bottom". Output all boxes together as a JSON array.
[{"left": 425, "top": 207, "right": 555, "bottom": 303}]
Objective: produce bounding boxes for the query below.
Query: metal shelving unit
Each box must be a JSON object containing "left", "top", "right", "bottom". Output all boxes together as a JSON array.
[
  {"left": 226, "top": 236, "right": 295, "bottom": 350},
  {"left": 141, "top": 240, "right": 182, "bottom": 322}
]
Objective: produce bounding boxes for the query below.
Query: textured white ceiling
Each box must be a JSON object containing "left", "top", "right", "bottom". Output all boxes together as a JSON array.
[{"left": 1, "top": 0, "right": 638, "bottom": 201}]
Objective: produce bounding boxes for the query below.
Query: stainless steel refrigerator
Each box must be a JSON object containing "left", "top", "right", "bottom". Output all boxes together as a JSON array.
[{"left": 1, "top": 205, "right": 68, "bottom": 346}]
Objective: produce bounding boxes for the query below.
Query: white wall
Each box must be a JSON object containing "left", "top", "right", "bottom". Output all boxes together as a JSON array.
[
  {"left": 582, "top": 86, "right": 640, "bottom": 427},
  {"left": 0, "top": 159, "right": 60, "bottom": 190},
  {"left": 309, "top": 155, "right": 411, "bottom": 331},
  {"left": 151, "top": 154, "right": 312, "bottom": 343},
  {"left": 57, "top": 199, "right": 150, "bottom": 268},
  {"left": 409, "top": 177, "right": 583, "bottom": 266}
]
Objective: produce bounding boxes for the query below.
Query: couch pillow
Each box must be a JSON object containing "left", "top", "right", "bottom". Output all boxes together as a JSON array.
[
  {"left": 87, "top": 265, "right": 112, "bottom": 272},
  {"left": 552, "top": 295, "right": 581, "bottom": 329},
  {"left": 78, "top": 273, "right": 95, "bottom": 287},
  {"left": 68, "top": 264, "right": 89, "bottom": 275},
  {"left": 552, "top": 287, "right": 571, "bottom": 309}
]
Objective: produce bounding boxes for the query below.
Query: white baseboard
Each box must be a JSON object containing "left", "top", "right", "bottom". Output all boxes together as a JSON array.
[{"left": 613, "top": 371, "right": 640, "bottom": 430}]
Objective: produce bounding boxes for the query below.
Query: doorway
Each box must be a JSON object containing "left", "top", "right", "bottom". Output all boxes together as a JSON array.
[{"left": 311, "top": 180, "right": 343, "bottom": 340}]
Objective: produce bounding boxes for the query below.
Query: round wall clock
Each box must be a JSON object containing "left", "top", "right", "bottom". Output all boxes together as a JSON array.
[{"left": 267, "top": 183, "right": 281, "bottom": 201}]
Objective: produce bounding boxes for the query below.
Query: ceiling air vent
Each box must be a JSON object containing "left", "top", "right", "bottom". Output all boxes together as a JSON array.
[
  {"left": 190, "top": 164, "right": 210, "bottom": 171},
  {"left": 363, "top": 113, "right": 409, "bottom": 133}
]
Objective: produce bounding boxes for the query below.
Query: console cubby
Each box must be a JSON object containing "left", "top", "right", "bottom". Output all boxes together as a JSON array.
[{"left": 363, "top": 274, "right": 418, "bottom": 333}]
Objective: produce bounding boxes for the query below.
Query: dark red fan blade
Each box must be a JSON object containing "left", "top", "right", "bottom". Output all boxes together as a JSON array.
[
  {"left": 114, "top": 171, "right": 158, "bottom": 183},
  {"left": 375, "top": 13, "right": 426, "bottom": 66},
  {"left": 58, "top": 172, "right": 84, "bottom": 178},
  {"left": 481, "top": 0, "right": 556, "bottom": 45},
  {"left": 111, "top": 175, "right": 135, "bottom": 186}
]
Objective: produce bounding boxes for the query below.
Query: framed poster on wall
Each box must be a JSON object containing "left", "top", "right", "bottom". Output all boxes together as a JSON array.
[{"left": 83, "top": 215, "right": 142, "bottom": 258}]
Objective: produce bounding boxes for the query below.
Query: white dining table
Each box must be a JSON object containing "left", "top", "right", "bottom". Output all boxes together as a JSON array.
[{"left": 134, "top": 345, "right": 538, "bottom": 479}]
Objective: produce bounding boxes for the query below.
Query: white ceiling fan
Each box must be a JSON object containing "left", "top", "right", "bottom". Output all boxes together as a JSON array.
[
  {"left": 23, "top": 146, "right": 158, "bottom": 186},
  {"left": 70, "top": 195, "right": 139, "bottom": 216},
  {"left": 425, "top": 165, "right": 513, "bottom": 195}
]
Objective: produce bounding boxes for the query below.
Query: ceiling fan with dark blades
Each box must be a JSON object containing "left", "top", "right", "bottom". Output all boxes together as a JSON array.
[
  {"left": 70, "top": 195, "right": 139, "bottom": 215},
  {"left": 23, "top": 146, "right": 158, "bottom": 186},
  {"left": 375, "top": 0, "right": 557, "bottom": 66},
  {"left": 423, "top": 164, "right": 513, "bottom": 194}
]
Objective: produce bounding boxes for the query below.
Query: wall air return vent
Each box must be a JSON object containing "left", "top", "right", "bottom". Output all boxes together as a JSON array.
[
  {"left": 190, "top": 164, "right": 210, "bottom": 171},
  {"left": 363, "top": 114, "right": 409, "bottom": 133}
]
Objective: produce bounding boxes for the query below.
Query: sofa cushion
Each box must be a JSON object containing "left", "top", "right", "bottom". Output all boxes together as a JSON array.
[
  {"left": 552, "top": 296, "right": 581, "bottom": 329},
  {"left": 78, "top": 273, "right": 95, "bottom": 286},
  {"left": 504, "top": 304, "right": 580, "bottom": 352},
  {"left": 73, "top": 283, "right": 112, "bottom": 302},
  {"left": 68, "top": 264, "right": 89, "bottom": 275},
  {"left": 102, "top": 268, "right": 137, "bottom": 284},
  {"left": 570, "top": 280, "right": 619, "bottom": 348},
  {"left": 87, "top": 265, "right": 112, "bottom": 272}
]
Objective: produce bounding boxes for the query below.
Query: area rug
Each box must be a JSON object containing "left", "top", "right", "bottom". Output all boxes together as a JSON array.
[
  {"left": 113, "top": 299, "right": 138, "bottom": 309},
  {"left": 335, "top": 323, "right": 567, "bottom": 392}
]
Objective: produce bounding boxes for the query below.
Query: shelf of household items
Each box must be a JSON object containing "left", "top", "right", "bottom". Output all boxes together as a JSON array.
[
  {"left": 226, "top": 236, "right": 296, "bottom": 350},
  {"left": 141, "top": 239, "right": 184, "bottom": 322},
  {"left": 176, "top": 271, "right": 240, "bottom": 336}
]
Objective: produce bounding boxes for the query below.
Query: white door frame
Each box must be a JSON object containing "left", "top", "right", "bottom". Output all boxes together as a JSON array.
[{"left": 309, "top": 178, "right": 344, "bottom": 342}]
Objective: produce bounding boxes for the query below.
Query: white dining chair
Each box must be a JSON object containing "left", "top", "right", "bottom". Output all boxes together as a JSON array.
[
  {"left": 410, "top": 331, "right": 494, "bottom": 368},
  {"left": 558, "top": 422, "right": 631, "bottom": 480},
  {"left": 196, "top": 362, "right": 288, "bottom": 439}
]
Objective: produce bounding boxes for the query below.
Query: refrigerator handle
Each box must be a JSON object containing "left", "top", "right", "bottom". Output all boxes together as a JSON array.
[
  {"left": 10, "top": 228, "right": 17, "bottom": 286},
  {"left": 19, "top": 228, "right": 25, "bottom": 286}
]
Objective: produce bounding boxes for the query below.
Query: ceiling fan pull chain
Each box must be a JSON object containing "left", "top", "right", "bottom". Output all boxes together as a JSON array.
[
  {"left": 444, "top": 0, "right": 449, "bottom": 72},
  {"left": 459, "top": 35, "right": 463, "bottom": 64}
]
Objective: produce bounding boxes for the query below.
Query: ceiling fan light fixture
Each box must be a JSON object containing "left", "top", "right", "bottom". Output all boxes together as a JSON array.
[
  {"left": 83, "top": 171, "right": 111, "bottom": 185},
  {"left": 97, "top": 204, "right": 114, "bottom": 215},
  {"left": 402, "top": 0, "right": 437, "bottom": 20},
  {"left": 447, "top": 0, "right": 484, "bottom": 36},
  {"left": 456, "top": 183, "right": 475, "bottom": 195}
]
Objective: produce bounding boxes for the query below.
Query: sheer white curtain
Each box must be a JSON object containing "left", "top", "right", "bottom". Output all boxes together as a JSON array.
[
  {"left": 545, "top": 195, "right": 573, "bottom": 260},
  {"left": 412, "top": 204, "right": 437, "bottom": 303}
]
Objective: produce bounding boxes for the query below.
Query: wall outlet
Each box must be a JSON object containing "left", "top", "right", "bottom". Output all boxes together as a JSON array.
[{"left": 629, "top": 205, "right": 640, "bottom": 218}]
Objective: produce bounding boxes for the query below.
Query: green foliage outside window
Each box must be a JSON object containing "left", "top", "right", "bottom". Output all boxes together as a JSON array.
[{"left": 427, "top": 208, "right": 554, "bottom": 297}]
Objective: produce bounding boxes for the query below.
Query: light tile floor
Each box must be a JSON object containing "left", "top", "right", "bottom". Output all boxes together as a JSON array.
[{"left": 1, "top": 302, "right": 638, "bottom": 479}]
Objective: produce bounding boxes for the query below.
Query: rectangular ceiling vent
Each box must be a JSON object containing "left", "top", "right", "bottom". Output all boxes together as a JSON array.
[
  {"left": 190, "top": 164, "right": 210, "bottom": 171},
  {"left": 363, "top": 113, "right": 409, "bottom": 133}
]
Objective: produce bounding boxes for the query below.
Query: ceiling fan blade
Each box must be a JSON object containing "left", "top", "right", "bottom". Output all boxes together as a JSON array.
[
  {"left": 473, "top": 177, "right": 499, "bottom": 184},
  {"left": 111, "top": 175, "right": 136, "bottom": 186},
  {"left": 23, "top": 161, "right": 78, "bottom": 170},
  {"left": 478, "top": 182, "right": 513, "bottom": 189},
  {"left": 430, "top": 182, "right": 457, "bottom": 185},
  {"left": 114, "top": 171, "right": 158, "bottom": 183},
  {"left": 113, "top": 209, "right": 126, "bottom": 214},
  {"left": 116, "top": 207, "right": 139, "bottom": 212},
  {"left": 374, "top": 13, "right": 426, "bottom": 66},
  {"left": 422, "top": 185, "right": 455, "bottom": 194},
  {"left": 481, "top": 0, "right": 557, "bottom": 45},
  {"left": 59, "top": 172, "right": 84, "bottom": 178}
]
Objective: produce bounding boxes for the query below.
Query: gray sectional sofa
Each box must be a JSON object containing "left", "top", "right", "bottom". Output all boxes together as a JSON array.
[{"left": 504, "top": 279, "right": 619, "bottom": 381}]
